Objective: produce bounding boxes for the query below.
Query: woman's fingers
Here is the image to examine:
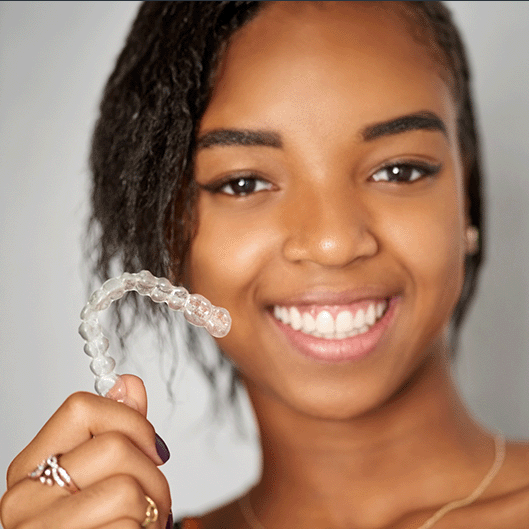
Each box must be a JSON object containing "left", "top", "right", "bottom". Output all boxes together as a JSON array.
[
  {"left": 94, "top": 522, "right": 144, "bottom": 529},
  {"left": 3, "top": 474, "right": 166, "bottom": 529},
  {"left": 6, "top": 389, "right": 163, "bottom": 489},
  {"left": 94, "top": 520, "right": 147, "bottom": 529},
  {"left": 64, "top": 430, "right": 170, "bottom": 498},
  {"left": 2, "top": 432, "right": 171, "bottom": 528},
  {"left": 107, "top": 374, "right": 149, "bottom": 417},
  {"left": 1, "top": 376, "right": 171, "bottom": 529}
]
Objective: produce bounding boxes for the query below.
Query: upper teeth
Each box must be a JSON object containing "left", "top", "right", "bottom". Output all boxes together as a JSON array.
[{"left": 273, "top": 300, "right": 387, "bottom": 339}]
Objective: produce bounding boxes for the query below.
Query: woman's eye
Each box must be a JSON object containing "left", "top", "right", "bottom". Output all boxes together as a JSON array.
[
  {"left": 371, "top": 163, "right": 441, "bottom": 183},
  {"left": 218, "top": 177, "right": 273, "bottom": 196}
]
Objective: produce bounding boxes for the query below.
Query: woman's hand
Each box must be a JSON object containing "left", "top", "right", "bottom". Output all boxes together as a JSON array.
[{"left": 0, "top": 375, "right": 171, "bottom": 528}]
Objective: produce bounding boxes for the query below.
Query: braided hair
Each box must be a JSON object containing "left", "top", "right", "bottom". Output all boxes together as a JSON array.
[{"left": 88, "top": 1, "right": 484, "bottom": 400}]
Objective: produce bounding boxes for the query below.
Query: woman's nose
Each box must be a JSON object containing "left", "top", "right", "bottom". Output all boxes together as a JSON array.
[{"left": 281, "top": 187, "right": 379, "bottom": 269}]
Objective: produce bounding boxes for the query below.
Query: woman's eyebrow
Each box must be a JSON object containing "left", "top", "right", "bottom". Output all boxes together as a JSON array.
[
  {"left": 361, "top": 111, "right": 447, "bottom": 141},
  {"left": 196, "top": 129, "right": 283, "bottom": 149},
  {"left": 196, "top": 112, "right": 445, "bottom": 149}
]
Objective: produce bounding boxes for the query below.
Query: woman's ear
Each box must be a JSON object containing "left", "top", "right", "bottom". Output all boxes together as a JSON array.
[
  {"left": 463, "top": 188, "right": 478, "bottom": 255},
  {"left": 465, "top": 225, "right": 479, "bottom": 256}
]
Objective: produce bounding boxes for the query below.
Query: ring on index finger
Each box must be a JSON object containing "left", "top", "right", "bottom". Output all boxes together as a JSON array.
[{"left": 28, "top": 454, "right": 80, "bottom": 494}]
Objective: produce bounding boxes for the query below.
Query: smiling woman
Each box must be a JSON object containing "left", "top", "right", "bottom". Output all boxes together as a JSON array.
[
  {"left": 1, "top": 2, "right": 529, "bottom": 529},
  {"left": 189, "top": 2, "right": 468, "bottom": 425}
]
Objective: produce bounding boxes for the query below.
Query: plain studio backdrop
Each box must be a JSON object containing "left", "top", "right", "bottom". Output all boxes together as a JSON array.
[{"left": 1, "top": 1, "right": 528, "bottom": 519}]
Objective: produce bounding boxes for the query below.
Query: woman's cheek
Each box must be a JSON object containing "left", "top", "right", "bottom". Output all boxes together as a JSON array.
[
  {"left": 382, "top": 196, "right": 465, "bottom": 312},
  {"left": 188, "top": 204, "right": 279, "bottom": 305}
]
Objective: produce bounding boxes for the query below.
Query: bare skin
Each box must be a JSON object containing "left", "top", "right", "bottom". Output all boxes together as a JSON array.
[
  {"left": 189, "top": 2, "right": 529, "bottom": 528},
  {"left": 0, "top": 375, "right": 172, "bottom": 529},
  {"left": 1, "top": 3, "right": 528, "bottom": 529}
]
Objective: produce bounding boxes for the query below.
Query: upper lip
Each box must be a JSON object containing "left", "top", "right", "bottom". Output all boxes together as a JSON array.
[{"left": 267, "top": 286, "right": 400, "bottom": 307}]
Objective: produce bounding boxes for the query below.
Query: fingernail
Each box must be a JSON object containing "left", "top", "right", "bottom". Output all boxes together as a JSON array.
[
  {"left": 106, "top": 376, "right": 127, "bottom": 400},
  {"left": 155, "top": 433, "right": 171, "bottom": 463},
  {"left": 106, "top": 377, "right": 140, "bottom": 411},
  {"left": 166, "top": 510, "right": 174, "bottom": 529}
]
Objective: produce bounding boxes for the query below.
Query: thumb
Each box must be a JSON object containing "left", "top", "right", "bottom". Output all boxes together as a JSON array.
[{"left": 105, "top": 374, "right": 148, "bottom": 417}]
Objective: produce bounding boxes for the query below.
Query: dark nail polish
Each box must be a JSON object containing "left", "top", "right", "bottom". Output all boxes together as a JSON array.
[
  {"left": 166, "top": 510, "right": 174, "bottom": 529},
  {"left": 155, "top": 433, "right": 171, "bottom": 463}
]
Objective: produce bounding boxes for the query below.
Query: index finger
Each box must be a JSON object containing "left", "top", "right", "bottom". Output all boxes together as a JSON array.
[{"left": 6, "top": 391, "right": 163, "bottom": 488}]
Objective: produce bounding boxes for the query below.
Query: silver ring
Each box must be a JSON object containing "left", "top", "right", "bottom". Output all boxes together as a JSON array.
[{"left": 28, "top": 454, "right": 80, "bottom": 494}]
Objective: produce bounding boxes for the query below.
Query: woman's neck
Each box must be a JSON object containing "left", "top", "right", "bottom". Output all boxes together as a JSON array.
[{"left": 244, "top": 353, "right": 492, "bottom": 528}]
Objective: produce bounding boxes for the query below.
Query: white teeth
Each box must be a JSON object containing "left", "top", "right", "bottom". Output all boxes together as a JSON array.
[
  {"left": 290, "top": 307, "right": 302, "bottom": 330},
  {"left": 315, "top": 310, "right": 334, "bottom": 334},
  {"left": 273, "top": 299, "right": 389, "bottom": 339},
  {"left": 302, "top": 312, "right": 316, "bottom": 333},
  {"left": 336, "top": 327, "right": 359, "bottom": 339},
  {"left": 353, "top": 308, "right": 365, "bottom": 329},
  {"left": 335, "top": 310, "right": 354, "bottom": 333},
  {"left": 376, "top": 300, "right": 387, "bottom": 318},
  {"left": 365, "top": 303, "right": 376, "bottom": 326}
]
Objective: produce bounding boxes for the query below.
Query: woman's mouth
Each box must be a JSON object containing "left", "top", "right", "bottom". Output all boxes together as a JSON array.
[
  {"left": 270, "top": 297, "right": 398, "bottom": 362},
  {"left": 273, "top": 299, "right": 388, "bottom": 339}
]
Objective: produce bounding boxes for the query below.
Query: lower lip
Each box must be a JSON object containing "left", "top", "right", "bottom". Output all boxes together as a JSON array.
[{"left": 271, "top": 298, "right": 399, "bottom": 363}]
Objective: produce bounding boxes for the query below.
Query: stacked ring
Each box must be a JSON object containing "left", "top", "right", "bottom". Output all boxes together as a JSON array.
[
  {"left": 28, "top": 454, "right": 80, "bottom": 494},
  {"left": 141, "top": 495, "right": 159, "bottom": 527},
  {"left": 29, "top": 456, "right": 159, "bottom": 526}
]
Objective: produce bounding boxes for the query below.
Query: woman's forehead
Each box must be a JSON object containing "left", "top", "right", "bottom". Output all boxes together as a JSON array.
[
  {"left": 201, "top": 1, "right": 457, "bottom": 142},
  {"left": 219, "top": 1, "right": 447, "bottom": 71}
]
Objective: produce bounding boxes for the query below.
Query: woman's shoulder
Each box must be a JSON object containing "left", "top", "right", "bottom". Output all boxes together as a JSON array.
[
  {"left": 463, "top": 439, "right": 529, "bottom": 528},
  {"left": 499, "top": 439, "right": 529, "bottom": 493},
  {"left": 175, "top": 443, "right": 529, "bottom": 529}
]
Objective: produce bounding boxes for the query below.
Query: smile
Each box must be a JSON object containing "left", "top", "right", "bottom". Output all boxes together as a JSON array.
[
  {"left": 270, "top": 296, "right": 399, "bottom": 363},
  {"left": 272, "top": 299, "right": 388, "bottom": 339}
]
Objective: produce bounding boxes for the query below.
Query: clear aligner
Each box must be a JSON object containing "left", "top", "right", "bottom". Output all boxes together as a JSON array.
[{"left": 79, "top": 270, "right": 231, "bottom": 396}]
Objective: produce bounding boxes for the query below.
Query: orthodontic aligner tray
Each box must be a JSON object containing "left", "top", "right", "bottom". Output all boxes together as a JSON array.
[{"left": 78, "top": 270, "right": 231, "bottom": 396}]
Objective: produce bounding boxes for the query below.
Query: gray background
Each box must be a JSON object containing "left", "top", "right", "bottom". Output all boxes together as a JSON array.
[{"left": 1, "top": 1, "right": 528, "bottom": 519}]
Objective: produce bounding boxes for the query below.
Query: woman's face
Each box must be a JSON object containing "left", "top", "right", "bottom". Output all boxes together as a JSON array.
[{"left": 188, "top": 2, "right": 467, "bottom": 419}]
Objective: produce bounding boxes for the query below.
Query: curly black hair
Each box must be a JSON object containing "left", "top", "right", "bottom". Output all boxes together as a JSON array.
[{"left": 88, "top": 1, "right": 484, "bottom": 403}]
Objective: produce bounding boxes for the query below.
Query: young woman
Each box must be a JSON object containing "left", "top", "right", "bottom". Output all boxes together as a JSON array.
[{"left": 2, "top": 2, "right": 529, "bottom": 528}]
